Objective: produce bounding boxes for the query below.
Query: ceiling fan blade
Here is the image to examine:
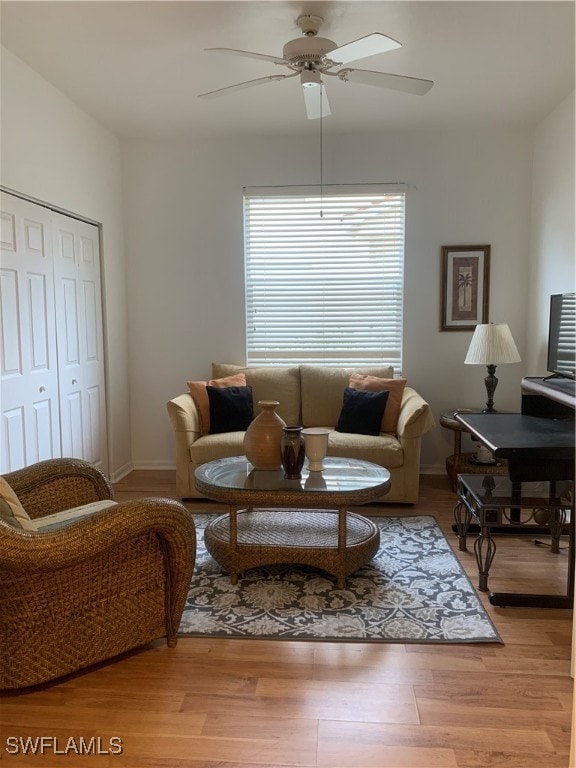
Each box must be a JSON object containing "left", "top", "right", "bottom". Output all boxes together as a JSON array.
[
  {"left": 303, "top": 84, "right": 331, "bottom": 120},
  {"left": 205, "top": 47, "right": 289, "bottom": 66},
  {"left": 328, "top": 33, "right": 401, "bottom": 65},
  {"left": 339, "top": 68, "right": 434, "bottom": 95},
  {"left": 198, "top": 74, "right": 290, "bottom": 99}
]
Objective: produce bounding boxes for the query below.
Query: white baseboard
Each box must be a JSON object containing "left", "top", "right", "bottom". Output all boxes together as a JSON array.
[
  {"left": 132, "top": 460, "right": 176, "bottom": 471},
  {"left": 109, "top": 461, "right": 134, "bottom": 483}
]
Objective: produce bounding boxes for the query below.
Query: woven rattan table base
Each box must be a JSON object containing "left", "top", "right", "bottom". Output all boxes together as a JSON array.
[{"left": 204, "top": 508, "right": 380, "bottom": 588}]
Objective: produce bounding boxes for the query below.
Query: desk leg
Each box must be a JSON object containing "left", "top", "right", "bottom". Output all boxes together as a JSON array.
[
  {"left": 547, "top": 508, "right": 568, "bottom": 554},
  {"left": 474, "top": 524, "right": 496, "bottom": 592},
  {"left": 453, "top": 501, "right": 472, "bottom": 551}
]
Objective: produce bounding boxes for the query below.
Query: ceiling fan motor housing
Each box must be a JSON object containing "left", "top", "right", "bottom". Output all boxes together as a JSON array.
[{"left": 282, "top": 36, "right": 337, "bottom": 66}]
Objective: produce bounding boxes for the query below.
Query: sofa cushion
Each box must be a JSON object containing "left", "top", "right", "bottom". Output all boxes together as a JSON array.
[
  {"left": 0, "top": 477, "right": 34, "bottom": 530},
  {"left": 211, "top": 364, "right": 300, "bottom": 426},
  {"left": 300, "top": 365, "right": 394, "bottom": 428},
  {"left": 191, "top": 431, "right": 247, "bottom": 465},
  {"left": 348, "top": 375, "right": 407, "bottom": 433},
  {"left": 327, "top": 430, "right": 404, "bottom": 469},
  {"left": 187, "top": 373, "right": 247, "bottom": 435},
  {"left": 335, "top": 388, "right": 390, "bottom": 436},
  {"left": 207, "top": 385, "right": 254, "bottom": 434}
]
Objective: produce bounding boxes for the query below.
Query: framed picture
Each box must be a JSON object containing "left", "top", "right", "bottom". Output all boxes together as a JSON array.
[{"left": 441, "top": 245, "right": 490, "bottom": 331}]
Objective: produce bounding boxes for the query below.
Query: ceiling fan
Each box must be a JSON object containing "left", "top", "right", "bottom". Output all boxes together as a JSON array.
[{"left": 198, "top": 14, "right": 434, "bottom": 120}]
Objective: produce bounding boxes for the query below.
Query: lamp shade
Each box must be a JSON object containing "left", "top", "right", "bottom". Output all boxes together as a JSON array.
[{"left": 464, "top": 323, "right": 521, "bottom": 365}]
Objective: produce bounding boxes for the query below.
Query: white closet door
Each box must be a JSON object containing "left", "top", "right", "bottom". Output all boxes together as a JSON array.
[
  {"left": 53, "top": 212, "right": 108, "bottom": 474},
  {"left": 0, "top": 193, "right": 61, "bottom": 472}
]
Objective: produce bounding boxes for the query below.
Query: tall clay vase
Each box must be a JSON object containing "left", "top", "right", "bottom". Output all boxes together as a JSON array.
[
  {"left": 243, "top": 400, "right": 286, "bottom": 471},
  {"left": 280, "top": 426, "right": 306, "bottom": 479}
]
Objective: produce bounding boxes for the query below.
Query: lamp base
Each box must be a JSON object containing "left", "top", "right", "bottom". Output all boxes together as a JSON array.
[{"left": 483, "top": 364, "right": 498, "bottom": 412}]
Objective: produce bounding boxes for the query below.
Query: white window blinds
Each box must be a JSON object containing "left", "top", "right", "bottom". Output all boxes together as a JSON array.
[{"left": 244, "top": 185, "right": 406, "bottom": 370}]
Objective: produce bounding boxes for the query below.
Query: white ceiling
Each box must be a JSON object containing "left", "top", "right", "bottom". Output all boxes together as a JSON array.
[{"left": 1, "top": 1, "right": 574, "bottom": 139}]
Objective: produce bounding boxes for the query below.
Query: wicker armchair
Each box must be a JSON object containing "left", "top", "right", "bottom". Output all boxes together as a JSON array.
[{"left": 0, "top": 458, "right": 196, "bottom": 690}]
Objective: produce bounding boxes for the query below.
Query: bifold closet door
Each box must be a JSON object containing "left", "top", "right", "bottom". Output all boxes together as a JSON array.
[
  {"left": 0, "top": 193, "right": 61, "bottom": 472},
  {"left": 0, "top": 192, "right": 108, "bottom": 476},
  {"left": 52, "top": 212, "right": 108, "bottom": 474}
]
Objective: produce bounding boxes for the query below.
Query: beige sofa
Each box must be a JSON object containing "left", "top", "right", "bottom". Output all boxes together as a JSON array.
[{"left": 167, "top": 363, "right": 435, "bottom": 504}]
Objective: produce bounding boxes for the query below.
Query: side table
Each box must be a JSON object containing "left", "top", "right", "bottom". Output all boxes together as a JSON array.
[
  {"left": 440, "top": 410, "right": 506, "bottom": 491},
  {"left": 454, "top": 473, "right": 574, "bottom": 608}
]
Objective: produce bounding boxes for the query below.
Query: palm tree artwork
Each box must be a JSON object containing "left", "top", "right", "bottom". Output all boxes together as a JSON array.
[{"left": 457, "top": 267, "right": 473, "bottom": 312}]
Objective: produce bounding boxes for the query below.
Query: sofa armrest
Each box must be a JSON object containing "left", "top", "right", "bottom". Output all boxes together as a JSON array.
[
  {"left": 167, "top": 393, "right": 201, "bottom": 439},
  {"left": 395, "top": 387, "right": 436, "bottom": 439}
]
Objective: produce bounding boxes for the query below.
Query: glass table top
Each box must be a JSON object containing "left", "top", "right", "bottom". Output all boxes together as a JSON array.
[
  {"left": 458, "top": 474, "right": 573, "bottom": 508},
  {"left": 195, "top": 456, "right": 391, "bottom": 495}
]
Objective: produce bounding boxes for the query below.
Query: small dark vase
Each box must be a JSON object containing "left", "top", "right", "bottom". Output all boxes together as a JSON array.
[{"left": 280, "top": 426, "right": 305, "bottom": 479}]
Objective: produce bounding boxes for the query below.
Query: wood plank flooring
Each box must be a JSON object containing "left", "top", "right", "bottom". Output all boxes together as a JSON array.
[{"left": 1, "top": 471, "right": 572, "bottom": 767}]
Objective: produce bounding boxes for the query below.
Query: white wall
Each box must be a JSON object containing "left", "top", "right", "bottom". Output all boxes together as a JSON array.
[
  {"left": 0, "top": 47, "right": 132, "bottom": 479},
  {"left": 122, "top": 127, "right": 534, "bottom": 471},
  {"left": 526, "top": 91, "right": 576, "bottom": 374}
]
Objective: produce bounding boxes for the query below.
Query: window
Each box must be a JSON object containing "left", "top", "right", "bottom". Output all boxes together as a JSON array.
[{"left": 244, "top": 185, "right": 406, "bottom": 370}]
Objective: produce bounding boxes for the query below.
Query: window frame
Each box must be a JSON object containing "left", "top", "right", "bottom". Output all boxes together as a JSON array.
[{"left": 243, "top": 184, "right": 407, "bottom": 371}]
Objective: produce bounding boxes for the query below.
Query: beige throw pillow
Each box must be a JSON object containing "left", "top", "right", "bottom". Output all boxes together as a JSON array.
[
  {"left": 0, "top": 476, "right": 35, "bottom": 530},
  {"left": 187, "top": 373, "right": 247, "bottom": 435},
  {"left": 348, "top": 375, "right": 407, "bottom": 433}
]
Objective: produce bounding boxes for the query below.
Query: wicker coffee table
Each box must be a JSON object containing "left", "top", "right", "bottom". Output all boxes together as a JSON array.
[{"left": 194, "top": 456, "right": 391, "bottom": 588}]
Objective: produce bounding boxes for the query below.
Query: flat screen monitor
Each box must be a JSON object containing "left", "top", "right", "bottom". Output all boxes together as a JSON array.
[{"left": 547, "top": 293, "right": 576, "bottom": 379}]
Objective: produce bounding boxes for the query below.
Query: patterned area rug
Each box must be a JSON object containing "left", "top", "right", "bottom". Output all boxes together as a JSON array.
[{"left": 179, "top": 514, "right": 502, "bottom": 643}]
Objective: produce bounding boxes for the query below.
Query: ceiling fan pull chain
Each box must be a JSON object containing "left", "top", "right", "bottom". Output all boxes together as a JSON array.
[{"left": 319, "top": 81, "right": 324, "bottom": 219}]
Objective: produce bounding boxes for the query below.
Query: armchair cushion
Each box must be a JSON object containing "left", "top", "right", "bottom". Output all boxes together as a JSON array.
[
  {"left": 0, "top": 477, "right": 34, "bottom": 530},
  {"left": 30, "top": 499, "right": 119, "bottom": 532}
]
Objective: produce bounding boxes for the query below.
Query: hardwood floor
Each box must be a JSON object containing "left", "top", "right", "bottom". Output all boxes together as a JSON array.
[{"left": 1, "top": 471, "right": 573, "bottom": 767}]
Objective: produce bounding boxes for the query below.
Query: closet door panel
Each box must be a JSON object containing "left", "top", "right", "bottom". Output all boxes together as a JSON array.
[
  {"left": 2, "top": 407, "right": 25, "bottom": 470},
  {"left": 0, "top": 194, "right": 61, "bottom": 472},
  {"left": 53, "top": 213, "right": 108, "bottom": 473},
  {"left": 61, "top": 390, "right": 84, "bottom": 458}
]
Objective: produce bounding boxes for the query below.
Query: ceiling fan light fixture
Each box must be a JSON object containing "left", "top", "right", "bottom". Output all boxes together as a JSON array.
[{"left": 301, "top": 69, "right": 321, "bottom": 88}]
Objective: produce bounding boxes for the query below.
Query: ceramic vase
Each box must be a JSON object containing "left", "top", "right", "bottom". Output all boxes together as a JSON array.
[
  {"left": 243, "top": 400, "right": 286, "bottom": 470},
  {"left": 301, "top": 427, "right": 331, "bottom": 471},
  {"left": 280, "top": 426, "right": 305, "bottom": 479}
]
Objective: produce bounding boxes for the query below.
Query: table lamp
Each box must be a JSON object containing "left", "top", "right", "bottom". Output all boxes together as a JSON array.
[{"left": 464, "top": 323, "right": 521, "bottom": 413}]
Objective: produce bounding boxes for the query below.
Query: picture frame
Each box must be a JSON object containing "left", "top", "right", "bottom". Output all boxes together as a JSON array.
[{"left": 440, "top": 245, "right": 490, "bottom": 331}]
